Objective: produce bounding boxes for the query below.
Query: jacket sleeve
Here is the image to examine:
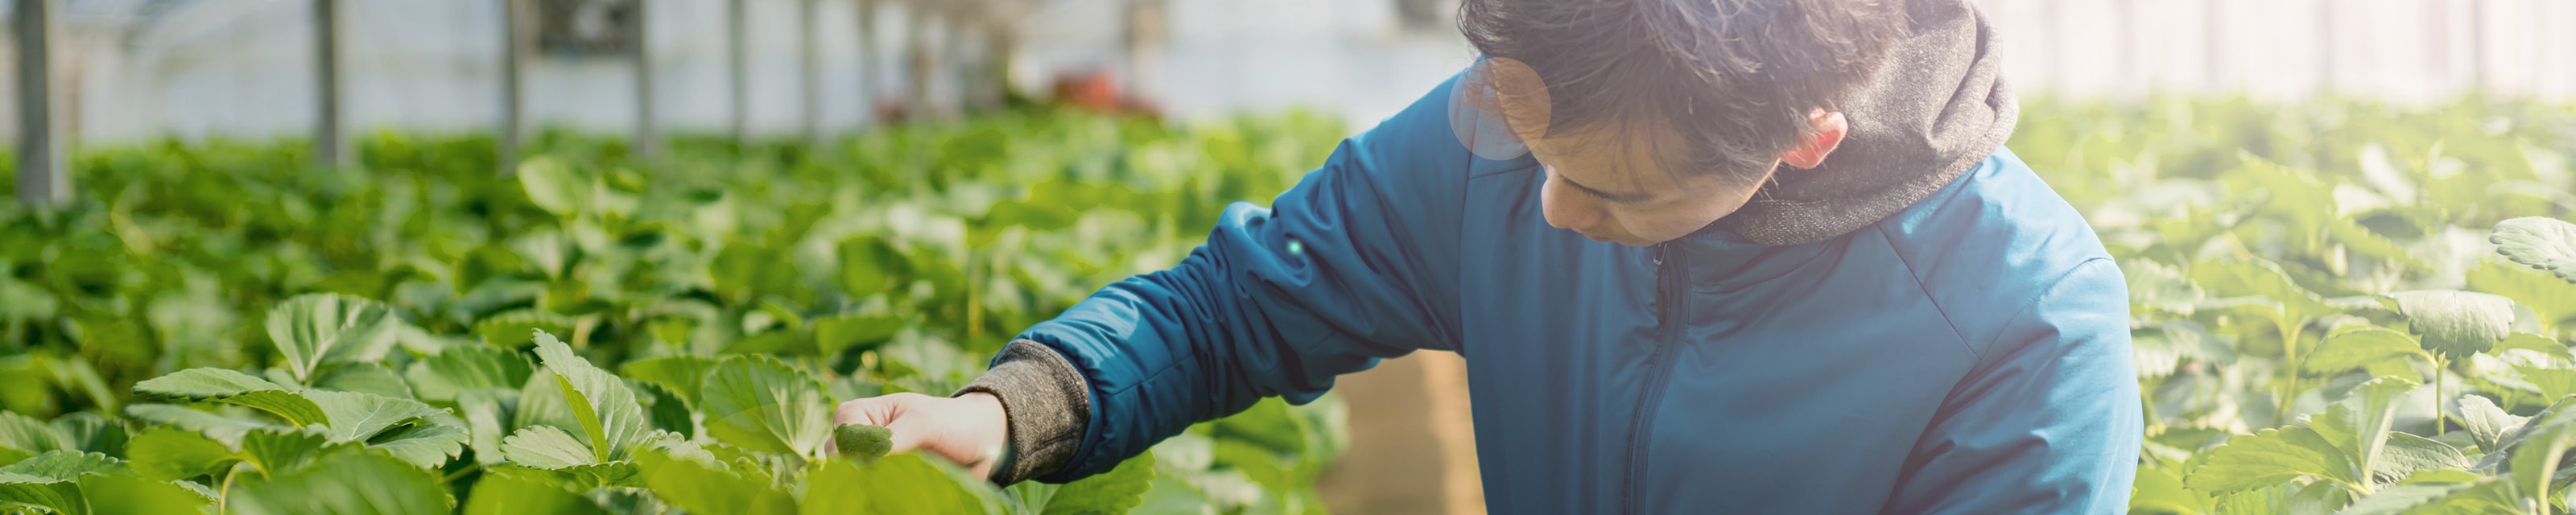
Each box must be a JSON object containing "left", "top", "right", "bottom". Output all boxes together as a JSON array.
[
  {"left": 1004, "top": 72, "right": 1479, "bottom": 483},
  {"left": 1884, "top": 258, "right": 2144, "bottom": 514}
]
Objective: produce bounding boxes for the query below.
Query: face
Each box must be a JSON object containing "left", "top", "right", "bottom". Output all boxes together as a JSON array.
[{"left": 1528, "top": 125, "right": 1773, "bottom": 247}]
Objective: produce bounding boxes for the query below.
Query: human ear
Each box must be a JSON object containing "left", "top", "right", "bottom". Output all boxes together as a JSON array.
[{"left": 1780, "top": 109, "right": 1847, "bottom": 170}]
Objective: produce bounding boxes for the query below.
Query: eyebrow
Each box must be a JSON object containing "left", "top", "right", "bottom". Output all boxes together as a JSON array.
[{"left": 1560, "top": 175, "right": 1658, "bottom": 204}]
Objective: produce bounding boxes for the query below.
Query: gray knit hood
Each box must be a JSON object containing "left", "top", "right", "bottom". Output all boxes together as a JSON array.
[{"left": 1715, "top": 0, "right": 2017, "bottom": 245}]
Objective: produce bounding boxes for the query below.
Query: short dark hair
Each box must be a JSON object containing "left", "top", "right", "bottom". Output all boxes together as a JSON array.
[{"left": 1459, "top": 0, "right": 1910, "bottom": 183}]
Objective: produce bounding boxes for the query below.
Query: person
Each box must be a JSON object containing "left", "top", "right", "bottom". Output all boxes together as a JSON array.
[{"left": 833, "top": 0, "right": 2141, "bottom": 512}]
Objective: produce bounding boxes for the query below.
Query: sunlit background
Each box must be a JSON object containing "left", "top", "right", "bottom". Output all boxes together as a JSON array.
[{"left": 3, "top": 1, "right": 2574, "bottom": 513}]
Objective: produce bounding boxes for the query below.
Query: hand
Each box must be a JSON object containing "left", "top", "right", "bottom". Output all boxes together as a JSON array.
[{"left": 832, "top": 392, "right": 1010, "bottom": 478}]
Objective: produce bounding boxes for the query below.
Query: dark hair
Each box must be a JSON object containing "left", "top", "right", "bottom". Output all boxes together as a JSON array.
[{"left": 1459, "top": 0, "right": 1910, "bottom": 183}]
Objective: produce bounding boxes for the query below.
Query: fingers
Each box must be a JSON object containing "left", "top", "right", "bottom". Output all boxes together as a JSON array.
[{"left": 832, "top": 393, "right": 932, "bottom": 455}]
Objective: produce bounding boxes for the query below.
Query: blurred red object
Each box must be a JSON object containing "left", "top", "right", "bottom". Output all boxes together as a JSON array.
[{"left": 1051, "top": 68, "right": 1161, "bottom": 117}]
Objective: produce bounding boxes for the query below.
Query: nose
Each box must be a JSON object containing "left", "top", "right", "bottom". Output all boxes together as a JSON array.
[{"left": 1541, "top": 178, "right": 1600, "bottom": 231}]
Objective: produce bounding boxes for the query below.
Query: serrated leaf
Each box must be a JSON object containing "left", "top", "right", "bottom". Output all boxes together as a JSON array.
[
  {"left": 2304, "top": 327, "right": 2424, "bottom": 374},
  {"left": 2494, "top": 333, "right": 2571, "bottom": 361},
  {"left": 122, "top": 404, "right": 274, "bottom": 447},
  {"left": 304, "top": 389, "right": 446, "bottom": 443},
  {"left": 407, "top": 346, "right": 535, "bottom": 405},
  {"left": 2306, "top": 377, "right": 2420, "bottom": 488},
  {"left": 619, "top": 356, "right": 719, "bottom": 409},
  {"left": 502, "top": 425, "right": 598, "bottom": 470},
  {"left": 641, "top": 447, "right": 794, "bottom": 515},
  {"left": 463, "top": 468, "right": 606, "bottom": 515},
  {"left": 265, "top": 293, "right": 398, "bottom": 384},
  {"left": 2337, "top": 482, "right": 2470, "bottom": 515},
  {"left": 2128, "top": 465, "right": 2202, "bottom": 515},
  {"left": 1041, "top": 451, "right": 1156, "bottom": 515},
  {"left": 800, "top": 454, "right": 998, "bottom": 515},
  {"left": 227, "top": 451, "right": 452, "bottom": 515},
  {"left": 2192, "top": 258, "right": 2335, "bottom": 323},
  {"left": 0, "top": 410, "right": 72, "bottom": 464},
  {"left": 2373, "top": 432, "right": 2468, "bottom": 486},
  {"left": 530, "top": 331, "right": 648, "bottom": 463},
  {"left": 0, "top": 472, "right": 85, "bottom": 515},
  {"left": 126, "top": 426, "right": 241, "bottom": 480},
  {"left": 2469, "top": 260, "right": 2576, "bottom": 331},
  {"left": 833, "top": 424, "right": 893, "bottom": 464},
  {"left": 700, "top": 356, "right": 832, "bottom": 456},
  {"left": 456, "top": 389, "right": 518, "bottom": 465},
  {"left": 2458, "top": 395, "right": 2527, "bottom": 453},
  {"left": 2493, "top": 216, "right": 2576, "bottom": 282},
  {"left": 2186, "top": 426, "right": 2358, "bottom": 493},
  {"left": 48, "top": 414, "right": 124, "bottom": 458},
  {"left": 369, "top": 420, "right": 469, "bottom": 469},
  {"left": 79, "top": 472, "right": 213, "bottom": 514},
  {"left": 815, "top": 314, "right": 905, "bottom": 357},
  {"left": 132, "top": 369, "right": 330, "bottom": 426},
  {"left": 0, "top": 451, "right": 130, "bottom": 480},
  {"left": 236, "top": 428, "right": 341, "bottom": 475},
  {"left": 2390, "top": 290, "right": 2519, "bottom": 359}
]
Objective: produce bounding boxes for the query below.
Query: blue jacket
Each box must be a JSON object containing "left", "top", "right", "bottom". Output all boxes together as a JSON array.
[{"left": 1011, "top": 69, "right": 2141, "bottom": 513}]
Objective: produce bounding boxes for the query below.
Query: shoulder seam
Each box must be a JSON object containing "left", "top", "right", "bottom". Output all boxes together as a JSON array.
[{"left": 1871, "top": 225, "right": 1977, "bottom": 360}]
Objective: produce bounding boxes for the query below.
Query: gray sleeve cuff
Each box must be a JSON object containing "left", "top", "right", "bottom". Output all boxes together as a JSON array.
[{"left": 953, "top": 340, "right": 1092, "bottom": 485}]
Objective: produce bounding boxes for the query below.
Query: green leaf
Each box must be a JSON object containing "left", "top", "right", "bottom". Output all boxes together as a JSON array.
[
  {"left": 1040, "top": 451, "right": 1156, "bottom": 515},
  {"left": 264, "top": 293, "right": 398, "bottom": 384},
  {"left": 122, "top": 404, "right": 273, "bottom": 447},
  {"left": 2493, "top": 216, "right": 2576, "bottom": 282},
  {"left": 407, "top": 346, "right": 535, "bottom": 406},
  {"left": 618, "top": 356, "right": 719, "bottom": 410},
  {"left": 79, "top": 473, "right": 213, "bottom": 514},
  {"left": 2494, "top": 333, "right": 2571, "bottom": 361},
  {"left": 298, "top": 389, "right": 445, "bottom": 443},
  {"left": 462, "top": 468, "right": 606, "bottom": 515},
  {"left": 530, "top": 330, "right": 648, "bottom": 463},
  {"left": 2457, "top": 395, "right": 2528, "bottom": 453},
  {"left": 0, "top": 472, "right": 85, "bottom": 515},
  {"left": 368, "top": 420, "right": 469, "bottom": 469},
  {"left": 47, "top": 414, "right": 124, "bottom": 458},
  {"left": 2372, "top": 432, "right": 2468, "bottom": 486},
  {"left": 799, "top": 454, "right": 998, "bottom": 515},
  {"left": 2510, "top": 421, "right": 2576, "bottom": 509},
  {"left": 2337, "top": 482, "right": 2471, "bottom": 515},
  {"left": 132, "top": 369, "right": 330, "bottom": 427},
  {"left": 456, "top": 390, "right": 517, "bottom": 465},
  {"left": 227, "top": 451, "right": 452, "bottom": 515},
  {"left": 2303, "top": 327, "right": 2423, "bottom": 374},
  {"left": 501, "top": 425, "right": 598, "bottom": 470},
  {"left": 0, "top": 451, "right": 130, "bottom": 480},
  {"left": 126, "top": 426, "right": 241, "bottom": 480},
  {"left": 2191, "top": 258, "right": 2335, "bottom": 323},
  {"left": 517, "top": 157, "right": 589, "bottom": 217},
  {"left": 475, "top": 311, "right": 576, "bottom": 349},
  {"left": 313, "top": 362, "right": 415, "bottom": 400},
  {"left": 235, "top": 428, "right": 341, "bottom": 476},
  {"left": 2469, "top": 260, "right": 2576, "bottom": 331},
  {"left": 640, "top": 447, "right": 794, "bottom": 515},
  {"left": 2186, "top": 426, "right": 2359, "bottom": 493},
  {"left": 833, "top": 424, "right": 894, "bottom": 464},
  {"left": 2388, "top": 290, "right": 2518, "bottom": 359},
  {"left": 0, "top": 410, "right": 72, "bottom": 464},
  {"left": 2128, "top": 465, "right": 2203, "bottom": 515},
  {"left": 700, "top": 355, "right": 833, "bottom": 457},
  {"left": 2306, "top": 376, "right": 2420, "bottom": 487}
]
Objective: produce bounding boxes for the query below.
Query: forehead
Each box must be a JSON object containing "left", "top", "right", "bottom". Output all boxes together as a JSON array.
[{"left": 1530, "top": 121, "right": 1697, "bottom": 192}]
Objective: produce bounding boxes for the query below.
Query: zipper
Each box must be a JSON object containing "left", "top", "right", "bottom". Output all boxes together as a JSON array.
[{"left": 1622, "top": 243, "right": 1687, "bottom": 513}]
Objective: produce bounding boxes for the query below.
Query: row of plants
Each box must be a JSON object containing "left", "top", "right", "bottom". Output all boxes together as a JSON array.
[
  {"left": 2010, "top": 95, "right": 2576, "bottom": 514},
  {"left": 0, "top": 110, "right": 1354, "bottom": 514}
]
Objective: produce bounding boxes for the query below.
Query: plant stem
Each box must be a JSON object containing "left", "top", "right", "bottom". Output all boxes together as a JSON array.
[
  {"left": 442, "top": 462, "right": 484, "bottom": 483},
  {"left": 217, "top": 464, "right": 239, "bottom": 515}
]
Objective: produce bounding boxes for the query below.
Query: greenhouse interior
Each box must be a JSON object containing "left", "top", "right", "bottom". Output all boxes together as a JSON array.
[{"left": 2, "top": 0, "right": 2575, "bottom": 513}]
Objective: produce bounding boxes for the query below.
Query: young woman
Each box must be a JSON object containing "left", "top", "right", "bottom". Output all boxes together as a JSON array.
[{"left": 837, "top": 0, "right": 2140, "bottom": 512}]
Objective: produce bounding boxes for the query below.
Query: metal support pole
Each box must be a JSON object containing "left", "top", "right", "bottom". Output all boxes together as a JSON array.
[
  {"left": 856, "top": 0, "right": 876, "bottom": 126},
  {"left": 728, "top": 0, "right": 748, "bottom": 146},
  {"left": 14, "top": 0, "right": 64, "bottom": 205},
  {"left": 800, "top": 0, "right": 821, "bottom": 144},
  {"left": 316, "top": 0, "right": 347, "bottom": 168},
  {"left": 1124, "top": 0, "right": 1165, "bottom": 106},
  {"left": 634, "top": 0, "right": 658, "bottom": 159},
  {"left": 500, "top": 0, "right": 527, "bottom": 176}
]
